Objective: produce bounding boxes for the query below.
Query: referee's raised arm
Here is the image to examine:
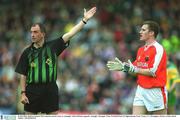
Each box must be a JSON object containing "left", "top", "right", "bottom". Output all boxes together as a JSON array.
[{"left": 62, "top": 7, "right": 96, "bottom": 43}]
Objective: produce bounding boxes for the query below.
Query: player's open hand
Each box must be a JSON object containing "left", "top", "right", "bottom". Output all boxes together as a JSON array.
[
  {"left": 83, "top": 7, "right": 96, "bottom": 21},
  {"left": 106, "top": 57, "right": 124, "bottom": 71}
]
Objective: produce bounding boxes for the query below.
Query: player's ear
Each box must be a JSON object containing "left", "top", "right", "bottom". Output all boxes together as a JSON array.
[{"left": 149, "top": 30, "right": 154, "bottom": 36}]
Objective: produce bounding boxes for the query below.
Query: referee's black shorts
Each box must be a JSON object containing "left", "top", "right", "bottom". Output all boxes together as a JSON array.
[{"left": 24, "top": 82, "right": 59, "bottom": 114}]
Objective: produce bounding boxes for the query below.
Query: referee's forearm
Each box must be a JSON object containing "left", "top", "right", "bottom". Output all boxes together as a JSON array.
[
  {"left": 20, "top": 75, "right": 27, "bottom": 92},
  {"left": 62, "top": 20, "right": 86, "bottom": 42}
]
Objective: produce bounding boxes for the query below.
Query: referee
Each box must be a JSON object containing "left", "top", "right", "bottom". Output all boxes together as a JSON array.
[{"left": 15, "top": 7, "right": 96, "bottom": 114}]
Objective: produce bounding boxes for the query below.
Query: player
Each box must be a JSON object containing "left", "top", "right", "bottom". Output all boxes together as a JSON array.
[
  {"left": 107, "top": 21, "right": 167, "bottom": 114},
  {"left": 166, "top": 59, "right": 180, "bottom": 114},
  {"left": 15, "top": 7, "right": 96, "bottom": 114}
]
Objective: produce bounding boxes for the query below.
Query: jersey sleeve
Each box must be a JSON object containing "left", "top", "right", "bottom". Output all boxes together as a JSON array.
[
  {"left": 48, "top": 37, "right": 69, "bottom": 56},
  {"left": 149, "top": 45, "right": 164, "bottom": 75},
  {"left": 15, "top": 49, "right": 29, "bottom": 76}
]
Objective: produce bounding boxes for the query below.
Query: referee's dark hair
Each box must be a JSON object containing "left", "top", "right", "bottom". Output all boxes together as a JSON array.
[
  {"left": 31, "top": 23, "right": 46, "bottom": 34},
  {"left": 143, "top": 21, "right": 160, "bottom": 38}
]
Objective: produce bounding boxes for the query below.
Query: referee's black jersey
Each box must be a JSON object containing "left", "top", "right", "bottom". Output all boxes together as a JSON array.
[{"left": 15, "top": 37, "right": 69, "bottom": 84}]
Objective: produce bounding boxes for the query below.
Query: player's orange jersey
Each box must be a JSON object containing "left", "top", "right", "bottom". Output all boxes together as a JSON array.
[{"left": 133, "top": 41, "right": 167, "bottom": 88}]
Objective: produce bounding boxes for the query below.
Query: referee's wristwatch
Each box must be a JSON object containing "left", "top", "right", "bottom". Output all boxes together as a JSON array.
[
  {"left": 21, "top": 91, "right": 26, "bottom": 94},
  {"left": 82, "top": 18, "right": 87, "bottom": 24}
]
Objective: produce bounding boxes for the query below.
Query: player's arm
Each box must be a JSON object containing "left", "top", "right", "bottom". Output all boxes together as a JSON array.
[
  {"left": 62, "top": 7, "right": 96, "bottom": 42},
  {"left": 123, "top": 60, "right": 156, "bottom": 77},
  {"left": 20, "top": 75, "right": 29, "bottom": 104},
  {"left": 106, "top": 57, "right": 155, "bottom": 77},
  {"left": 134, "top": 68, "right": 155, "bottom": 77}
]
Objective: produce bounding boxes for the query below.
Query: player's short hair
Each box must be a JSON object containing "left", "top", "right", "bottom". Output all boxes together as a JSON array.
[
  {"left": 31, "top": 23, "right": 46, "bottom": 34},
  {"left": 143, "top": 21, "right": 160, "bottom": 38}
]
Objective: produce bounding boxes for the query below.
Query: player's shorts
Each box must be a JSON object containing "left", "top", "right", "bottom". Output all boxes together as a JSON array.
[
  {"left": 24, "top": 82, "right": 59, "bottom": 113},
  {"left": 133, "top": 85, "right": 167, "bottom": 112}
]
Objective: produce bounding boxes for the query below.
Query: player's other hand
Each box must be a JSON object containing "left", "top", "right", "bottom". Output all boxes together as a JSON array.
[
  {"left": 106, "top": 57, "right": 124, "bottom": 71},
  {"left": 83, "top": 7, "right": 96, "bottom": 21},
  {"left": 123, "top": 59, "right": 138, "bottom": 73}
]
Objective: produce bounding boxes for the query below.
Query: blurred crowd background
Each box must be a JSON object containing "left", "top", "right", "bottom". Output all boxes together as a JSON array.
[{"left": 0, "top": 0, "right": 180, "bottom": 114}]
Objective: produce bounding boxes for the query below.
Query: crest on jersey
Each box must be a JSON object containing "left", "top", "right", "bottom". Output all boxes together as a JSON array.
[
  {"left": 145, "top": 56, "right": 149, "bottom": 61},
  {"left": 46, "top": 58, "right": 52, "bottom": 66},
  {"left": 30, "top": 62, "right": 36, "bottom": 67}
]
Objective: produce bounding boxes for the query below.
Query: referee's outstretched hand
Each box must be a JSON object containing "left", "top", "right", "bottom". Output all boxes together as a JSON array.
[{"left": 83, "top": 7, "right": 96, "bottom": 21}]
